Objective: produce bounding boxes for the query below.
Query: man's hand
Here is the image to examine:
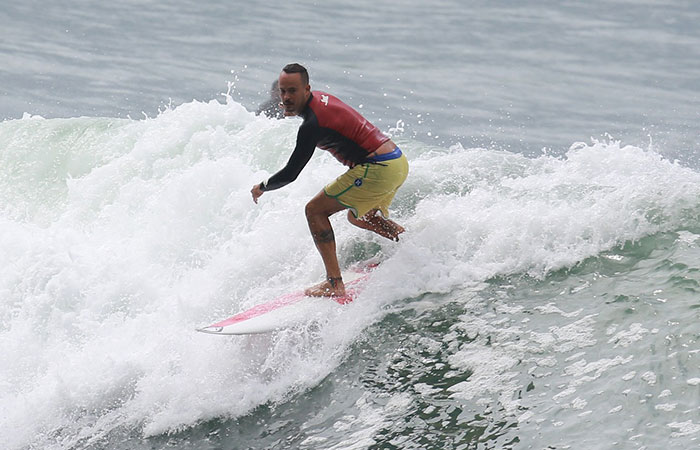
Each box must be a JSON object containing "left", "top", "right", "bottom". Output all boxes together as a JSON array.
[{"left": 251, "top": 184, "right": 264, "bottom": 204}]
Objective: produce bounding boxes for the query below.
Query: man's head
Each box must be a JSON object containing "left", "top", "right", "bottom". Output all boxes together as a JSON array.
[{"left": 279, "top": 63, "right": 311, "bottom": 116}]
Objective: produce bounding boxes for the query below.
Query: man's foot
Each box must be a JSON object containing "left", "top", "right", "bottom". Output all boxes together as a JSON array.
[
  {"left": 305, "top": 277, "right": 345, "bottom": 297},
  {"left": 366, "top": 216, "right": 405, "bottom": 241},
  {"left": 385, "top": 219, "right": 405, "bottom": 241},
  {"left": 348, "top": 209, "right": 406, "bottom": 241}
]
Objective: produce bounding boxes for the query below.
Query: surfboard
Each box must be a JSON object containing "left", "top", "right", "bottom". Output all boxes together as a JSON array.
[{"left": 197, "top": 264, "right": 376, "bottom": 335}]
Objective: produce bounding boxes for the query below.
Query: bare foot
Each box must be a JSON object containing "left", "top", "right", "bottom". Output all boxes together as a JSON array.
[
  {"left": 374, "top": 217, "right": 405, "bottom": 241},
  {"left": 305, "top": 277, "right": 346, "bottom": 297},
  {"left": 350, "top": 209, "right": 406, "bottom": 241},
  {"left": 386, "top": 219, "right": 405, "bottom": 241}
]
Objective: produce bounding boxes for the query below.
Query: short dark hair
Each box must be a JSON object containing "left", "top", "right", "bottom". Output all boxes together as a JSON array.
[{"left": 282, "top": 63, "right": 309, "bottom": 85}]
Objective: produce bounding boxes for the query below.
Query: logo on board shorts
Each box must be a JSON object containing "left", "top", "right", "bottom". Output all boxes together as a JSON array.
[
  {"left": 321, "top": 95, "right": 329, "bottom": 106},
  {"left": 354, "top": 178, "right": 363, "bottom": 187}
]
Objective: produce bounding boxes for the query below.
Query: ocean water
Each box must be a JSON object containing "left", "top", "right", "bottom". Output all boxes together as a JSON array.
[{"left": 1, "top": 1, "right": 699, "bottom": 449}]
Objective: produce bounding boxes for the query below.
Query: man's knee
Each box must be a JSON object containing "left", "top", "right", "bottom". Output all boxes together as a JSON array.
[
  {"left": 306, "top": 192, "right": 346, "bottom": 221},
  {"left": 346, "top": 210, "right": 359, "bottom": 225},
  {"left": 348, "top": 210, "right": 373, "bottom": 230},
  {"left": 305, "top": 195, "right": 335, "bottom": 219},
  {"left": 305, "top": 199, "right": 319, "bottom": 219}
]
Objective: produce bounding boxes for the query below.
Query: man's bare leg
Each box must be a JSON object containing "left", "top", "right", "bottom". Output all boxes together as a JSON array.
[
  {"left": 347, "top": 209, "right": 405, "bottom": 241},
  {"left": 304, "top": 191, "right": 347, "bottom": 297}
]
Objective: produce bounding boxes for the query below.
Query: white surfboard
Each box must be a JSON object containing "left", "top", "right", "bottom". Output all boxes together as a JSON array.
[{"left": 197, "top": 264, "right": 376, "bottom": 335}]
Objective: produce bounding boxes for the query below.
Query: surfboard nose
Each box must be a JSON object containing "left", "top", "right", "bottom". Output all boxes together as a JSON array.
[{"left": 196, "top": 326, "right": 224, "bottom": 334}]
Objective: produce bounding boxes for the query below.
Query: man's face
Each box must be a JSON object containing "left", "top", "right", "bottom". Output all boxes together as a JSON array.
[{"left": 278, "top": 71, "right": 310, "bottom": 116}]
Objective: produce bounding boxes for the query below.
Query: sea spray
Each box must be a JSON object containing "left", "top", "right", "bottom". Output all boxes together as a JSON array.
[{"left": 1, "top": 99, "right": 699, "bottom": 448}]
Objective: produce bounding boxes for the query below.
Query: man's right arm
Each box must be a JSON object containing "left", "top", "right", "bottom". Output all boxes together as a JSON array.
[{"left": 259, "top": 124, "right": 316, "bottom": 192}]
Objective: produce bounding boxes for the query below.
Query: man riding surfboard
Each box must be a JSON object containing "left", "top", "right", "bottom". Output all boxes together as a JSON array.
[{"left": 251, "top": 63, "right": 408, "bottom": 297}]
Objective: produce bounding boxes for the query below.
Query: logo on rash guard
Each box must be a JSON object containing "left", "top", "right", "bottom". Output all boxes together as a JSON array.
[{"left": 321, "top": 95, "right": 329, "bottom": 106}]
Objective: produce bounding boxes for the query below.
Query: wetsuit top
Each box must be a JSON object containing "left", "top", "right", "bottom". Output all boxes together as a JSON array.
[{"left": 260, "top": 91, "right": 390, "bottom": 192}]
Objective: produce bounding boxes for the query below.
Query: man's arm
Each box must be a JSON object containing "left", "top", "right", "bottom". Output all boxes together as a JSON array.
[{"left": 251, "top": 124, "right": 316, "bottom": 202}]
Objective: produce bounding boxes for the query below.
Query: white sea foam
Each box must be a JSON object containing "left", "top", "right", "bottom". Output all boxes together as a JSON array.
[
  {"left": 2, "top": 99, "right": 700, "bottom": 448},
  {"left": 607, "top": 323, "right": 649, "bottom": 348},
  {"left": 641, "top": 371, "right": 658, "bottom": 386},
  {"left": 668, "top": 420, "right": 700, "bottom": 438},
  {"left": 322, "top": 391, "right": 412, "bottom": 450}
]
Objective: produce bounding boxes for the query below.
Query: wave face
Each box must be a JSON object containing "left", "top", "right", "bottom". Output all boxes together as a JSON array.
[{"left": 1, "top": 99, "right": 699, "bottom": 449}]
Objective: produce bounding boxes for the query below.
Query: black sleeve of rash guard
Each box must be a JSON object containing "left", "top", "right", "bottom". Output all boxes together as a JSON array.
[{"left": 261, "top": 124, "right": 316, "bottom": 192}]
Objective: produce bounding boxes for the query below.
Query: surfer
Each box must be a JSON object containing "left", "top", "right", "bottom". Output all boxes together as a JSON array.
[
  {"left": 255, "top": 79, "right": 284, "bottom": 119},
  {"left": 250, "top": 63, "right": 408, "bottom": 297}
]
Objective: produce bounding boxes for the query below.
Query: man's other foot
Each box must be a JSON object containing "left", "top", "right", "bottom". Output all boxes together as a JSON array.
[{"left": 387, "top": 220, "right": 405, "bottom": 241}]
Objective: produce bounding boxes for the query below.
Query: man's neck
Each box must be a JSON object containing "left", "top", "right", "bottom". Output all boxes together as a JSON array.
[{"left": 299, "top": 92, "right": 313, "bottom": 118}]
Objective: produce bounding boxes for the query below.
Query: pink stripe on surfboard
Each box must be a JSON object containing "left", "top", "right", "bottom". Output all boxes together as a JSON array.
[{"left": 208, "top": 272, "right": 371, "bottom": 328}]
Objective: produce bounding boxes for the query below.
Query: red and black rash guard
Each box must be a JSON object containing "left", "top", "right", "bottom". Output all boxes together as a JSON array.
[{"left": 261, "top": 91, "right": 389, "bottom": 191}]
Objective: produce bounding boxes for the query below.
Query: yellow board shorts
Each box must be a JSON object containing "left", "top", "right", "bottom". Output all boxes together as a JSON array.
[{"left": 324, "top": 149, "right": 409, "bottom": 218}]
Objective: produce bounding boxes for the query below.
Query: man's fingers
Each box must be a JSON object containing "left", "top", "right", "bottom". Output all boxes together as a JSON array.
[{"left": 251, "top": 184, "right": 263, "bottom": 204}]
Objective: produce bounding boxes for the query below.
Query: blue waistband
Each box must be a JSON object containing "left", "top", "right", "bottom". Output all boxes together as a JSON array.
[{"left": 366, "top": 147, "right": 402, "bottom": 163}]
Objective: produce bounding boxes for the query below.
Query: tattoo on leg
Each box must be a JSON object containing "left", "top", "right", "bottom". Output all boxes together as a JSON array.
[{"left": 313, "top": 228, "right": 335, "bottom": 244}]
